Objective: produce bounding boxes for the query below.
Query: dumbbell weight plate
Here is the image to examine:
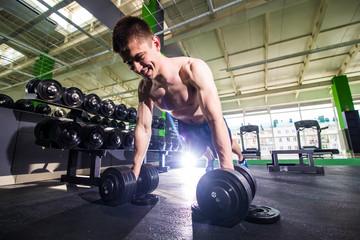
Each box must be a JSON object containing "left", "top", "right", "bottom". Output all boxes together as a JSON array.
[
  {"left": 234, "top": 164, "right": 257, "bottom": 199},
  {"left": 34, "top": 104, "right": 51, "bottom": 115},
  {"left": 152, "top": 116, "right": 160, "bottom": 129},
  {"left": 196, "top": 168, "right": 252, "bottom": 226},
  {"left": 99, "top": 166, "right": 137, "bottom": 206},
  {"left": 83, "top": 94, "right": 100, "bottom": 113},
  {"left": 100, "top": 99, "right": 115, "bottom": 117},
  {"left": 0, "top": 94, "right": 14, "bottom": 108},
  {"left": 126, "top": 107, "right": 137, "bottom": 123},
  {"left": 114, "top": 104, "right": 128, "bottom": 121},
  {"left": 136, "top": 164, "right": 159, "bottom": 195},
  {"left": 62, "top": 87, "right": 84, "bottom": 107},
  {"left": 245, "top": 205, "right": 281, "bottom": 224},
  {"left": 49, "top": 121, "right": 82, "bottom": 149},
  {"left": 102, "top": 128, "right": 122, "bottom": 150},
  {"left": 36, "top": 79, "right": 63, "bottom": 102},
  {"left": 25, "top": 79, "right": 41, "bottom": 94},
  {"left": 14, "top": 99, "right": 35, "bottom": 112},
  {"left": 131, "top": 164, "right": 159, "bottom": 205},
  {"left": 80, "top": 125, "right": 104, "bottom": 149}
]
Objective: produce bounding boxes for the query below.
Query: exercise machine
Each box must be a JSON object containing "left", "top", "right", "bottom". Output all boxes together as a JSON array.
[{"left": 239, "top": 125, "right": 261, "bottom": 159}]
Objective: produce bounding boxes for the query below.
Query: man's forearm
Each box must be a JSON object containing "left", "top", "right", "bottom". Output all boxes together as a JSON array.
[
  {"left": 209, "top": 119, "right": 234, "bottom": 169},
  {"left": 133, "top": 127, "right": 151, "bottom": 178}
]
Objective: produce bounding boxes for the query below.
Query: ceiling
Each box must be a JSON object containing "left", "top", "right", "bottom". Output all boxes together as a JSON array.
[{"left": 0, "top": 0, "right": 359, "bottom": 115}]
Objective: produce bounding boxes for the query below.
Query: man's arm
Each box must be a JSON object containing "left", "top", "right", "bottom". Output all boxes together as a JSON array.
[
  {"left": 189, "top": 59, "right": 234, "bottom": 169},
  {"left": 133, "top": 80, "right": 154, "bottom": 179}
]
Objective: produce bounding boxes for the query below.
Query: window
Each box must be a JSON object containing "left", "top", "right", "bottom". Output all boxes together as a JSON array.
[{"left": 0, "top": 44, "right": 25, "bottom": 66}]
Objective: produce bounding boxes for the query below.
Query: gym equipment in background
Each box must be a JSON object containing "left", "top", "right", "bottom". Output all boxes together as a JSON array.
[
  {"left": 239, "top": 125, "right": 261, "bottom": 160},
  {"left": 294, "top": 120, "right": 339, "bottom": 158}
]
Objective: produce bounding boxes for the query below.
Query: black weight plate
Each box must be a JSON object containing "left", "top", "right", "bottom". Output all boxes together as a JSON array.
[
  {"left": 103, "top": 128, "right": 122, "bottom": 150},
  {"left": 136, "top": 164, "right": 159, "bottom": 195},
  {"left": 81, "top": 125, "right": 104, "bottom": 149},
  {"left": 34, "top": 104, "right": 51, "bottom": 115},
  {"left": 14, "top": 99, "right": 35, "bottom": 112},
  {"left": 62, "top": 87, "right": 84, "bottom": 107},
  {"left": 245, "top": 205, "right": 281, "bottom": 224},
  {"left": 121, "top": 131, "right": 134, "bottom": 149},
  {"left": 83, "top": 94, "right": 100, "bottom": 113},
  {"left": 234, "top": 164, "right": 257, "bottom": 199},
  {"left": 0, "top": 94, "right": 14, "bottom": 108},
  {"left": 126, "top": 107, "right": 137, "bottom": 123},
  {"left": 99, "top": 167, "right": 137, "bottom": 206},
  {"left": 36, "top": 79, "right": 63, "bottom": 102},
  {"left": 152, "top": 116, "right": 160, "bottom": 128},
  {"left": 158, "top": 118, "right": 166, "bottom": 129},
  {"left": 114, "top": 104, "right": 128, "bottom": 120},
  {"left": 90, "top": 115, "right": 102, "bottom": 124},
  {"left": 101, "top": 117, "right": 112, "bottom": 127},
  {"left": 52, "top": 108, "right": 67, "bottom": 117},
  {"left": 34, "top": 119, "right": 61, "bottom": 140},
  {"left": 100, "top": 99, "right": 115, "bottom": 117},
  {"left": 117, "top": 121, "right": 126, "bottom": 130},
  {"left": 25, "top": 79, "right": 41, "bottom": 94},
  {"left": 49, "top": 121, "right": 82, "bottom": 149},
  {"left": 196, "top": 169, "right": 252, "bottom": 225}
]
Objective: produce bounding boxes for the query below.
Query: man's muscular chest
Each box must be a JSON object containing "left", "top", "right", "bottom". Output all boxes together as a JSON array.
[{"left": 150, "top": 81, "right": 198, "bottom": 116}]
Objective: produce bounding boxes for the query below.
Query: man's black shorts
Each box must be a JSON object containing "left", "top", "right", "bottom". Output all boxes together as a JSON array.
[{"left": 177, "top": 119, "right": 232, "bottom": 159}]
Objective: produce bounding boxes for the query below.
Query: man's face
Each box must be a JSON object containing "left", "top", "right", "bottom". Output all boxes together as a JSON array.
[{"left": 121, "top": 36, "right": 159, "bottom": 80}]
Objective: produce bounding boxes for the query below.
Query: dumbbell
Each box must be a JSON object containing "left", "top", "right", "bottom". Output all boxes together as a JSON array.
[
  {"left": 14, "top": 99, "right": 35, "bottom": 112},
  {"left": 52, "top": 107, "right": 67, "bottom": 117},
  {"left": 35, "top": 79, "right": 63, "bottom": 102},
  {"left": 34, "top": 119, "right": 82, "bottom": 149},
  {"left": 126, "top": 107, "right": 137, "bottom": 123},
  {"left": 194, "top": 164, "right": 257, "bottom": 226},
  {"left": 119, "top": 130, "right": 134, "bottom": 149},
  {"left": 83, "top": 93, "right": 101, "bottom": 114},
  {"left": 34, "top": 103, "right": 52, "bottom": 115},
  {"left": 62, "top": 87, "right": 84, "bottom": 107},
  {"left": 0, "top": 94, "right": 14, "bottom": 108},
  {"left": 99, "top": 164, "right": 159, "bottom": 206},
  {"left": 102, "top": 127, "right": 122, "bottom": 150},
  {"left": 158, "top": 118, "right": 166, "bottom": 129},
  {"left": 79, "top": 124, "right": 104, "bottom": 149},
  {"left": 152, "top": 116, "right": 160, "bottom": 128},
  {"left": 149, "top": 135, "right": 166, "bottom": 150},
  {"left": 114, "top": 104, "right": 128, "bottom": 121},
  {"left": 99, "top": 99, "right": 115, "bottom": 117}
]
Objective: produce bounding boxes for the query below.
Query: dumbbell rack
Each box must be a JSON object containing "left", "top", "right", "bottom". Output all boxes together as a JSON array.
[
  {"left": 61, "top": 149, "right": 104, "bottom": 186},
  {"left": 26, "top": 93, "right": 128, "bottom": 186}
]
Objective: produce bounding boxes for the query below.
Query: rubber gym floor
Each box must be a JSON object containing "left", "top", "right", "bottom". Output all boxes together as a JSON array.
[{"left": 0, "top": 159, "right": 359, "bottom": 240}]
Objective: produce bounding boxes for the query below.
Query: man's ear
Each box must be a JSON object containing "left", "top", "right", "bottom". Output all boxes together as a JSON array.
[{"left": 153, "top": 36, "right": 161, "bottom": 51}]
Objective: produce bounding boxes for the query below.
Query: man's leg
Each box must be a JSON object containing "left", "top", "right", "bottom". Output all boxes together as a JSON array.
[
  {"left": 204, "top": 147, "right": 215, "bottom": 172},
  {"left": 232, "top": 140, "right": 248, "bottom": 168}
]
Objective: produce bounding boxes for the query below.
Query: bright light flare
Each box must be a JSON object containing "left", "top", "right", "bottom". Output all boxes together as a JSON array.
[{"left": 180, "top": 151, "right": 198, "bottom": 168}]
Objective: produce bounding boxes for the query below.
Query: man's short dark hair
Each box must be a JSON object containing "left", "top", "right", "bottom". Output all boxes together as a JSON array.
[{"left": 112, "top": 16, "right": 154, "bottom": 54}]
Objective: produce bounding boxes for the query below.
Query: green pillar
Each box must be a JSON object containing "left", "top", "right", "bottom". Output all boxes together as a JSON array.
[
  {"left": 142, "top": 0, "right": 164, "bottom": 49},
  {"left": 142, "top": 0, "right": 157, "bottom": 33},
  {"left": 158, "top": 111, "right": 166, "bottom": 137},
  {"left": 142, "top": 0, "right": 166, "bottom": 137},
  {"left": 33, "top": 51, "right": 55, "bottom": 79},
  {"left": 331, "top": 75, "right": 354, "bottom": 129}
]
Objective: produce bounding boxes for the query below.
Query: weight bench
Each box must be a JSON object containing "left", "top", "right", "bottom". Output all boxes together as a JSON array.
[{"left": 268, "top": 149, "right": 324, "bottom": 174}]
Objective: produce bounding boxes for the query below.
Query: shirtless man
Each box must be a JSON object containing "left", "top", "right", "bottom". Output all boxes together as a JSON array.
[{"left": 112, "top": 16, "right": 245, "bottom": 179}]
